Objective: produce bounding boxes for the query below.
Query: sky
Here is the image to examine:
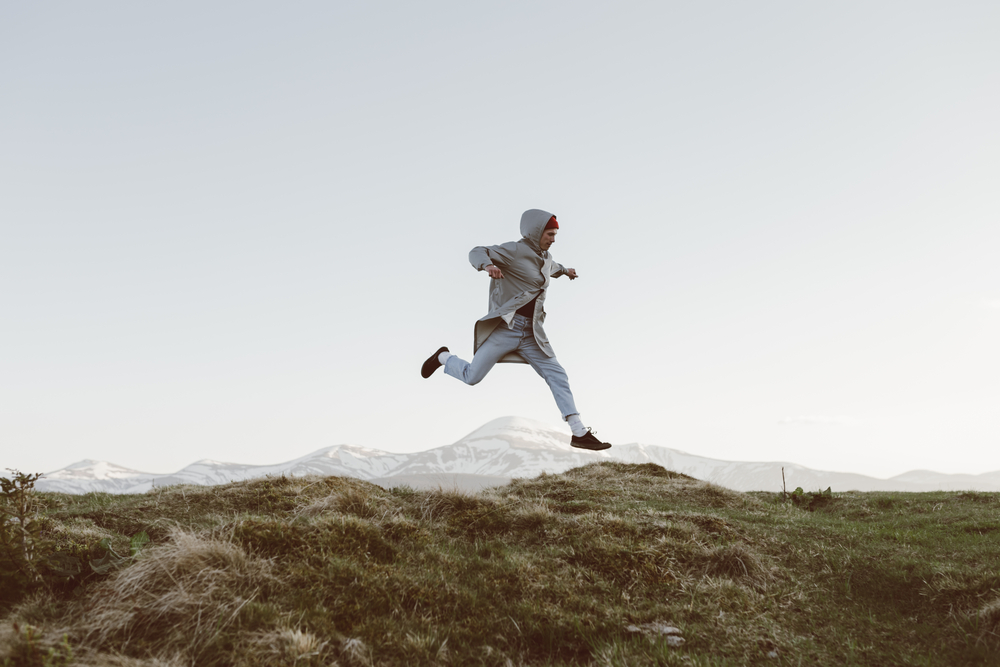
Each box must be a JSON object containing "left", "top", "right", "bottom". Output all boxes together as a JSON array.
[{"left": 2, "top": 2, "right": 998, "bottom": 480}]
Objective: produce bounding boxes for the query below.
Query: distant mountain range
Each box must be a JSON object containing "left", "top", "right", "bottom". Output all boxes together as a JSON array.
[{"left": 33, "top": 416, "right": 1000, "bottom": 495}]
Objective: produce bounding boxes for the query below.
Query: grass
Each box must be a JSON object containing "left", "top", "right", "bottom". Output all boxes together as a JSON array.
[{"left": 1, "top": 463, "right": 999, "bottom": 666}]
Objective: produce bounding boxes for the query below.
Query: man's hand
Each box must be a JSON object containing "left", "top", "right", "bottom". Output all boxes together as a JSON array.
[
  {"left": 566, "top": 268, "right": 578, "bottom": 280},
  {"left": 486, "top": 264, "right": 504, "bottom": 279}
]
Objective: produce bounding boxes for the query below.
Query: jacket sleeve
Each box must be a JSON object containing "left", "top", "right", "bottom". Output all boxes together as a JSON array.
[
  {"left": 550, "top": 261, "right": 568, "bottom": 277},
  {"left": 469, "top": 242, "right": 519, "bottom": 271}
]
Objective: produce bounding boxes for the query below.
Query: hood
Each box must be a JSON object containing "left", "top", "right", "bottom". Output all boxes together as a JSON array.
[{"left": 519, "top": 209, "right": 555, "bottom": 254}]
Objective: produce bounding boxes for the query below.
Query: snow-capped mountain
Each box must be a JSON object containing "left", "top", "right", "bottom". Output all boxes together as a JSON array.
[
  {"left": 33, "top": 416, "right": 1000, "bottom": 495},
  {"left": 35, "top": 444, "right": 410, "bottom": 494}
]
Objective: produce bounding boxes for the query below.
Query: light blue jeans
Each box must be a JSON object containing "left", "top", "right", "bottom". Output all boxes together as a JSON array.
[{"left": 444, "top": 313, "right": 579, "bottom": 420}]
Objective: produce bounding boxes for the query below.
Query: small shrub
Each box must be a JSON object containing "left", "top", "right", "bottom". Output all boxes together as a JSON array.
[
  {"left": 0, "top": 470, "right": 50, "bottom": 604},
  {"left": 788, "top": 486, "right": 834, "bottom": 511}
]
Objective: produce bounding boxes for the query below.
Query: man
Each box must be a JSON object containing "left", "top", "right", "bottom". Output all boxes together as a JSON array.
[{"left": 420, "top": 208, "right": 611, "bottom": 451}]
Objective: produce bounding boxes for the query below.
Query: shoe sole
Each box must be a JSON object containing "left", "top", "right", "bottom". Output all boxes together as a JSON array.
[
  {"left": 421, "top": 346, "right": 449, "bottom": 378},
  {"left": 571, "top": 442, "right": 612, "bottom": 451}
]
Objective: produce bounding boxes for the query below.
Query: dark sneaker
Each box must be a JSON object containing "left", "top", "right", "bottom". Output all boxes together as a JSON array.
[
  {"left": 421, "top": 346, "right": 450, "bottom": 378},
  {"left": 571, "top": 429, "right": 611, "bottom": 451}
]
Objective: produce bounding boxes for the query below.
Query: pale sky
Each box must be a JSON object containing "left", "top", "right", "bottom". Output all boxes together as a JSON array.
[{"left": 2, "top": 2, "right": 998, "bottom": 480}]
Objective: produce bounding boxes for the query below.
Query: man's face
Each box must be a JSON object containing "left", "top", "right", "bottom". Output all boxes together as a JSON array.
[{"left": 540, "top": 228, "right": 558, "bottom": 251}]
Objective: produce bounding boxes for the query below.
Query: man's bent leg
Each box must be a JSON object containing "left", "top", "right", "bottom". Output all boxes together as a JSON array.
[
  {"left": 518, "top": 332, "right": 611, "bottom": 450},
  {"left": 443, "top": 324, "right": 517, "bottom": 386}
]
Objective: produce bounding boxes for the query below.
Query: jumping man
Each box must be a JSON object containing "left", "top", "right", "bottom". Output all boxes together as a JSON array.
[{"left": 420, "top": 208, "right": 611, "bottom": 451}]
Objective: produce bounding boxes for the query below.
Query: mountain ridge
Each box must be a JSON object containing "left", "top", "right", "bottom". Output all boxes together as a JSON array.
[{"left": 32, "top": 416, "right": 1000, "bottom": 494}]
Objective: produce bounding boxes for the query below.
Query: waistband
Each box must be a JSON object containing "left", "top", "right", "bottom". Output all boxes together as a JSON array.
[{"left": 511, "top": 313, "right": 532, "bottom": 327}]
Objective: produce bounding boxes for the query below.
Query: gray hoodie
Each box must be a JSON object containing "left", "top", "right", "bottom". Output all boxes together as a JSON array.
[{"left": 467, "top": 209, "right": 568, "bottom": 362}]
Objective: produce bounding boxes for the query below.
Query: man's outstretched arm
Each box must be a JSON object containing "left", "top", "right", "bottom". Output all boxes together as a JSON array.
[{"left": 551, "top": 262, "right": 578, "bottom": 280}]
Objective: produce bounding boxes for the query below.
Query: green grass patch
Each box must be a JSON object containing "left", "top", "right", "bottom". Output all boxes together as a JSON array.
[{"left": 2, "top": 464, "right": 999, "bottom": 665}]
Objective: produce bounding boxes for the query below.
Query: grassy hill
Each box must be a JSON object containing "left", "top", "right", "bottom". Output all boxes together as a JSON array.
[{"left": 2, "top": 462, "right": 999, "bottom": 666}]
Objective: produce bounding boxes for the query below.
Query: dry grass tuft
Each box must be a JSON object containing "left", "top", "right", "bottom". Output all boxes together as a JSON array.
[
  {"left": 703, "top": 542, "right": 772, "bottom": 589},
  {"left": 73, "top": 529, "right": 274, "bottom": 659},
  {"left": 5, "top": 591, "right": 65, "bottom": 628},
  {"left": 687, "top": 480, "right": 752, "bottom": 509},
  {"left": 417, "top": 488, "right": 492, "bottom": 521},
  {"left": 339, "top": 637, "right": 372, "bottom": 666},
  {"left": 295, "top": 485, "right": 394, "bottom": 520},
  {"left": 251, "top": 627, "right": 331, "bottom": 666}
]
